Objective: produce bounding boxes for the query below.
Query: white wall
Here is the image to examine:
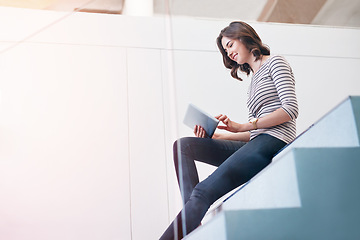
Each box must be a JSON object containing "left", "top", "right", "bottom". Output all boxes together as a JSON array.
[{"left": 0, "top": 6, "right": 359, "bottom": 240}]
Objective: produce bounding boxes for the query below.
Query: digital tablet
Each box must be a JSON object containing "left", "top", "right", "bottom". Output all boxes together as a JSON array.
[{"left": 183, "top": 104, "right": 219, "bottom": 138}]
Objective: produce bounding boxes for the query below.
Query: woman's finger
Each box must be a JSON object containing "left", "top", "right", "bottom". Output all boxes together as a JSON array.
[
  {"left": 200, "top": 126, "right": 205, "bottom": 138},
  {"left": 218, "top": 115, "right": 228, "bottom": 122},
  {"left": 201, "top": 126, "right": 207, "bottom": 138},
  {"left": 194, "top": 125, "right": 202, "bottom": 138},
  {"left": 194, "top": 125, "right": 201, "bottom": 137},
  {"left": 215, "top": 114, "right": 222, "bottom": 119},
  {"left": 197, "top": 126, "right": 202, "bottom": 137}
]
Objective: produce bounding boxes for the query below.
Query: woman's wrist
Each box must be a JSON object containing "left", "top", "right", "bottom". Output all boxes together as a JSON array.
[
  {"left": 234, "top": 122, "right": 244, "bottom": 132},
  {"left": 245, "top": 122, "right": 254, "bottom": 131},
  {"left": 235, "top": 122, "right": 253, "bottom": 132},
  {"left": 249, "top": 118, "right": 259, "bottom": 130},
  {"left": 212, "top": 132, "right": 222, "bottom": 139},
  {"left": 233, "top": 119, "right": 260, "bottom": 132}
]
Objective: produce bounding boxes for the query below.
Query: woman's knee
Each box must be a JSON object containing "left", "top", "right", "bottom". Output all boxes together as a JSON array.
[
  {"left": 173, "top": 137, "right": 194, "bottom": 150},
  {"left": 173, "top": 137, "right": 193, "bottom": 167},
  {"left": 189, "top": 182, "right": 213, "bottom": 207},
  {"left": 173, "top": 137, "right": 196, "bottom": 158}
]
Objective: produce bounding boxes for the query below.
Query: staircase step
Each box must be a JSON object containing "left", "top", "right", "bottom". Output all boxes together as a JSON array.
[
  {"left": 186, "top": 147, "right": 360, "bottom": 239},
  {"left": 217, "top": 95, "right": 360, "bottom": 212},
  {"left": 275, "top": 96, "right": 360, "bottom": 161}
]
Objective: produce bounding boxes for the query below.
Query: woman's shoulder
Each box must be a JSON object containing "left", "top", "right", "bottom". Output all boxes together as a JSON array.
[
  {"left": 267, "top": 55, "right": 291, "bottom": 68},
  {"left": 268, "top": 55, "right": 287, "bottom": 63}
]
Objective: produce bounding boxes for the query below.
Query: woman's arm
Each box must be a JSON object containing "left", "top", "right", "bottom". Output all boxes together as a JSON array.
[
  {"left": 216, "top": 108, "right": 291, "bottom": 132},
  {"left": 213, "top": 132, "right": 250, "bottom": 141},
  {"left": 216, "top": 57, "right": 298, "bottom": 133},
  {"left": 254, "top": 108, "right": 291, "bottom": 129},
  {"left": 196, "top": 105, "right": 291, "bottom": 138},
  {"left": 194, "top": 125, "right": 250, "bottom": 141}
]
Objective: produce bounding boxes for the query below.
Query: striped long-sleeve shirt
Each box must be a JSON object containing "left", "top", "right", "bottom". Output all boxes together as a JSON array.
[{"left": 247, "top": 55, "right": 298, "bottom": 144}]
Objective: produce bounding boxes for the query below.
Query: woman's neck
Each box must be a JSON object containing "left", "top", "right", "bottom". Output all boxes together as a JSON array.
[{"left": 251, "top": 55, "right": 270, "bottom": 74}]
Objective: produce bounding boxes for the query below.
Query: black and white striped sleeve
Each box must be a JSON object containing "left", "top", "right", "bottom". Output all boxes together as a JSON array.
[{"left": 269, "top": 56, "right": 299, "bottom": 120}]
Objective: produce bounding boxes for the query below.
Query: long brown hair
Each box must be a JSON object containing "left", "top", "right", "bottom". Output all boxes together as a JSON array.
[{"left": 216, "top": 21, "right": 270, "bottom": 81}]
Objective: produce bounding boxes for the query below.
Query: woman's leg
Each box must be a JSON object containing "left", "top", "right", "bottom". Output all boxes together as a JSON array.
[
  {"left": 173, "top": 137, "right": 246, "bottom": 205},
  {"left": 161, "top": 134, "right": 286, "bottom": 240}
]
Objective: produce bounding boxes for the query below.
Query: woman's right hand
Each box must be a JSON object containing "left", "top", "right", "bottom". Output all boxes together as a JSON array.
[
  {"left": 194, "top": 125, "right": 207, "bottom": 138},
  {"left": 215, "top": 114, "right": 243, "bottom": 132}
]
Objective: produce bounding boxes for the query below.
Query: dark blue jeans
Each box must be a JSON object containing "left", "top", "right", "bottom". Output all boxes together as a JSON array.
[{"left": 159, "top": 134, "right": 286, "bottom": 240}]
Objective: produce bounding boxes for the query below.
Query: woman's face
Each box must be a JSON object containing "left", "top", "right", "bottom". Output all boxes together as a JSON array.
[{"left": 221, "top": 36, "right": 251, "bottom": 65}]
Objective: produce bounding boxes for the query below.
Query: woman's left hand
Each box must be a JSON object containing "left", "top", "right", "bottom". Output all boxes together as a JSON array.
[
  {"left": 215, "top": 114, "right": 243, "bottom": 132},
  {"left": 194, "top": 125, "right": 207, "bottom": 138}
]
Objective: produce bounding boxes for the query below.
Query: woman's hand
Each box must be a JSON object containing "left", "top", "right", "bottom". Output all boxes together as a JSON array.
[
  {"left": 194, "top": 125, "right": 207, "bottom": 138},
  {"left": 215, "top": 114, "right": 244, "bottom": 132}
]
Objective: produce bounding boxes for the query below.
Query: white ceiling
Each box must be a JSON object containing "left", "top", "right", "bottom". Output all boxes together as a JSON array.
[
  {"left": 154, "top": 0, "right": 268, "bottom": 21},
  {"left": 1, "top": 0, "right": 359, "bottom": 28},
  {"left": 312, "top": 0, "right": 360, "bottom": 27},
  {"left": 154, "top": 0, "right": 360, "bottom": 28}
]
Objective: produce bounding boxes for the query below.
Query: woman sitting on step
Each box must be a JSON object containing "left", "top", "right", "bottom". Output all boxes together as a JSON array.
[{"left": 160, "top": 21, "right": 298, "bottom": 240}]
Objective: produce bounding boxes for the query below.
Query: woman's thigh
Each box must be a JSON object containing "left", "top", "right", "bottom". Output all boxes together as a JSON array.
[
  {"left": 175, "top": 137, "right": 247, "bottom": 167},
  {"left": 193, "top": 134, "right": 286, "bottom": 204}
]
